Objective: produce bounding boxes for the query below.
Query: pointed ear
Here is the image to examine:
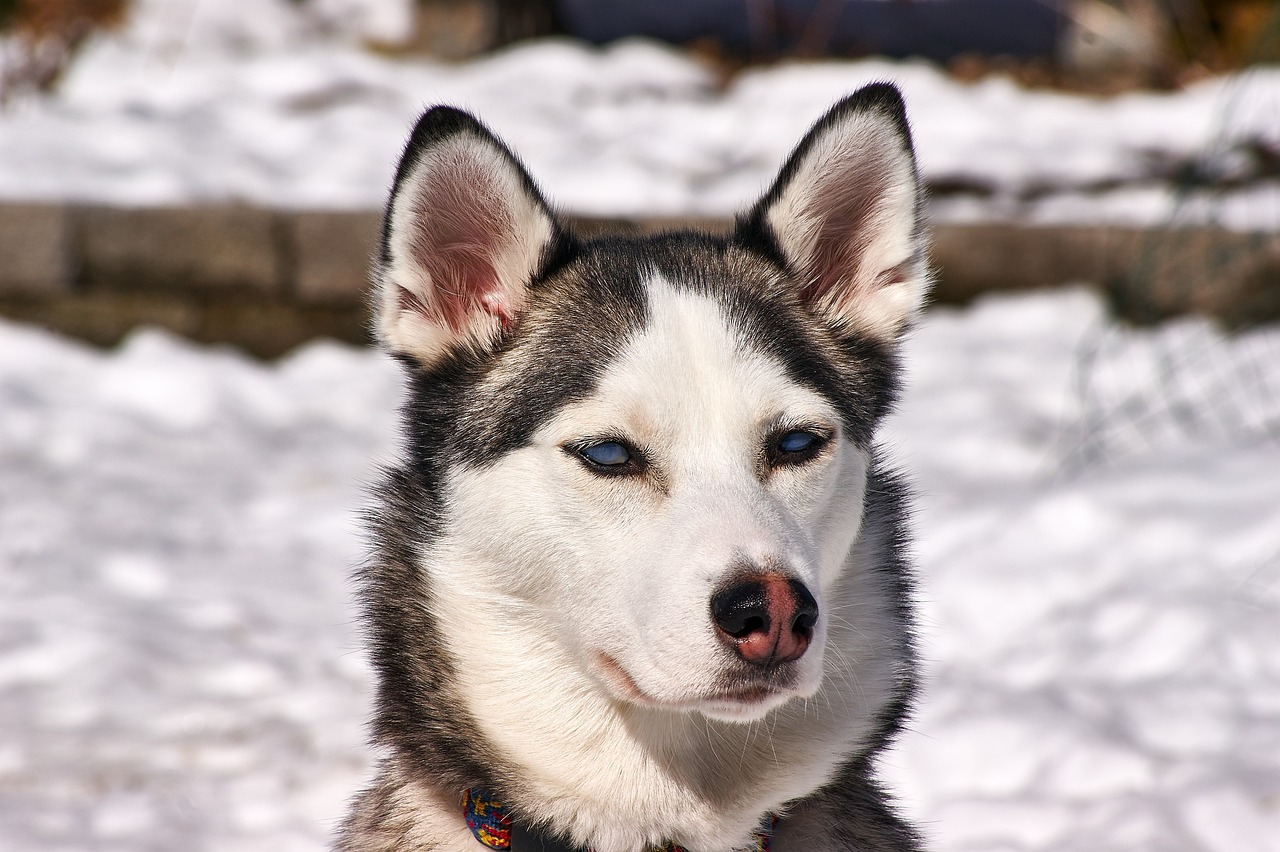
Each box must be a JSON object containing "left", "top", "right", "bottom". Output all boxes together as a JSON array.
[
  {"left": 738, "top": 83, "right": 929, "bottom": 342},
  {"left": 376, "top": 106, "right": 562, "bottom": 367}
]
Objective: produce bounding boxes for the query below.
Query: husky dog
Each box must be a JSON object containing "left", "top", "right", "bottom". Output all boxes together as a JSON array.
[{"left": 339, "top": 83, "right": 928, "bottom": 852}]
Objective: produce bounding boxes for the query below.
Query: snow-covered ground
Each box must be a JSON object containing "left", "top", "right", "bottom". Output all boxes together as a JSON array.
[
  {"left": 3, "top": 288, "right": 1279, "bottom": 851},
  {"left": 0, "top": 0, "right": 1276, "bottom": 228}
]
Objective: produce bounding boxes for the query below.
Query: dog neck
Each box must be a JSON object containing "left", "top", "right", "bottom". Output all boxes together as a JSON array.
[{"left": 461, "top": 788, "right": 775, "bottom": 852}]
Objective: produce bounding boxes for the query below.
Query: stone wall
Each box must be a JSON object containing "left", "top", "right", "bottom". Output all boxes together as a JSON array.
[{"left": 2, "top": 203, "right": 1276, "bottom": 357}]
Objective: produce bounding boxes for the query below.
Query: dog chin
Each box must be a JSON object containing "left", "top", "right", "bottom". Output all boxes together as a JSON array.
[
  {"left": 699, "top": 691, "right": 796, "bottom": 723},
  {"left": 588, "top": 650, "right": 819, "bottom": 722}
]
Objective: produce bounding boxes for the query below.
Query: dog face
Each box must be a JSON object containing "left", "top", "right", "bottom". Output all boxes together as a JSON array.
[
  {"left": 441, "top": 265, "right": 871, "bottom": 724},
  {"left": 375, "top": 86, "right": 925, "bottom": 726}
]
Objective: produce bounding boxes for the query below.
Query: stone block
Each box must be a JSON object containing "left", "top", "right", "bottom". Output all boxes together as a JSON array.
[
  {"left": 1108, "top": 227, "right": 1280, "bottom": 325},
  {"left": 0, "top": 204, "right": 72, "bottom": 294},
  {"left": 291, "top": 211, "right": 381, "bottom": 304},
  {"left": 932, "top": 222, "right": 1280, "bottom": 326},
  {"left": 198, "top": 296, "right": 371, "bottom": 357},
  {"left": 0, "top": 292, "right": 200, "bottom": 349},
  {"left": 407, "top": 0, "right": 496, "bottom": 60},
  {"left": 931, "top": 223, "right": 1117, "bottom": 303},
  {"left": 79, "top": 206, "right": 283, "bottom": 294}
]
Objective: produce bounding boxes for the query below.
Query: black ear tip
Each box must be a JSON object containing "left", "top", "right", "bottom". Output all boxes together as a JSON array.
[
  {"left": 842, "top": 82, "right": 907, "bottom": 119},
  {"left": 856, "top": 81, "right": 906, "bottom": 111},
  {"left": 391, "top": 105, "right": 502, "bottom": 198},
  {"left": 408, "top": 105, "right": 489, "bottom": 148},
  {"left": 824, "top": 81, "right": 912, "bottom": 145}
]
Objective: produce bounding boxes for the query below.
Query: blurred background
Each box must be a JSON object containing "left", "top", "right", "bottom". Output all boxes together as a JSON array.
[
  {"left": 1, "top": 1, "right": 1279, "bottom": 850},
  {"left": 0, "top": 0, "right": 1277, "bottom": 349}
]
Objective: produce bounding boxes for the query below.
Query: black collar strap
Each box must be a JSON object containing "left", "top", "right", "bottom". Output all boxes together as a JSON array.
[{"left": 463, "top": 789, "right": 775, "bottom": 852}]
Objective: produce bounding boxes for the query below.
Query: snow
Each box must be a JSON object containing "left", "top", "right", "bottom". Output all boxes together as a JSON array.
[
  {"left": 0, "top": 0, "right": 1276, "bottom": 227},
  {"left": 3, "top": 287, "right": 1280, "bottom": 851},
  {"left": 879, "top": 293, "right": 1280, "bottom": 850}
]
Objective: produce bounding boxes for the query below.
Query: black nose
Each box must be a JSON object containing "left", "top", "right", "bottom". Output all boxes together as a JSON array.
[
  {"left": 791, "top": 581, "right": 818, "bottom": 632},
  {"left": 710, "top": 576, "right": 819, "bottom": 665},
  {"left": 711, "top": 580, "right": 770, "bottom": 637}
]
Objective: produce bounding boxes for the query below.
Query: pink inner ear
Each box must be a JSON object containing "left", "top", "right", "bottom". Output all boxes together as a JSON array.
[
  {"left": 797, "top": 156, "right": 892, "bottom": 310},
  {"left": 401, "top": 150, "right": 516, "bottom": 332}
]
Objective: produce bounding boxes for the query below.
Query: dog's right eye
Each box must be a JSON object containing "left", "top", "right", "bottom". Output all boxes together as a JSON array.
[
  {"left": 582, "top": 441, "right": 629, "bottom": 466},
  {"left": 571, "top": 440, "right": 641, "bottom": 475}
]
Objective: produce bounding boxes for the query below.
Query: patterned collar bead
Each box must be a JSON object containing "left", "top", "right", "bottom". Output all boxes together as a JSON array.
[
  {"left": 463, "top": 789, "right": 513, "bottom": 850},
  {"left": 462, "top": 789, "right": 775, "bottom": 852}
]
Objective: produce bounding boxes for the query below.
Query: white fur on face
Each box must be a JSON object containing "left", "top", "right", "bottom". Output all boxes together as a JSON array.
[
  {"left": 528, "top": 278, "right": 862, "bottom": 719},
  {"left": 424, "top": 276, "right": 903, "bottom": 852}
]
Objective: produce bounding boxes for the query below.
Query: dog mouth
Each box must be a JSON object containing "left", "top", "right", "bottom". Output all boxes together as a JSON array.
[
  {"left": 705, "top": 685, "right": 779, "bottom": 705},
  {"left": 589, "top": 651, "right": 791, "bottom": 713}
]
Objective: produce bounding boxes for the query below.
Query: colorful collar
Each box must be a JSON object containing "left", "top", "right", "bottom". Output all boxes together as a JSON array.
[{"left": 463, "top": 788, "right": 775, "bottom": 852}]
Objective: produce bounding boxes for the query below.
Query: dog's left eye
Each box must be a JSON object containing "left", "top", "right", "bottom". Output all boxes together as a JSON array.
[
  {"left": 768, "top": 429, "right": 829, "bottom": 466},
  {"left": 779, "top": 431, "right": 819, "bottom": 453}
]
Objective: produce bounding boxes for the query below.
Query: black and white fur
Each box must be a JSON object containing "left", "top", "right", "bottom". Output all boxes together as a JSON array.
[{"left": 339, "top": 83, "right": 928, "bottom": 852}]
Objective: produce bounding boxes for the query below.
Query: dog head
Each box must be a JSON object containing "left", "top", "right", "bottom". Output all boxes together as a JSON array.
[{"left": 375, "top": 85, "right": 925, "bottom": 726}]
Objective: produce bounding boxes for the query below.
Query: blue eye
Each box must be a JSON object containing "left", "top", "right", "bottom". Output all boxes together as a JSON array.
[
  {"left": 778, "top": 431, "right": 819, "bottom": 453},
  {"left": 770, "top": 429, "right": 828, "bottom": 466},
  {"left": 580, "top": 441, "right": 631, "bottom": 468}
]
